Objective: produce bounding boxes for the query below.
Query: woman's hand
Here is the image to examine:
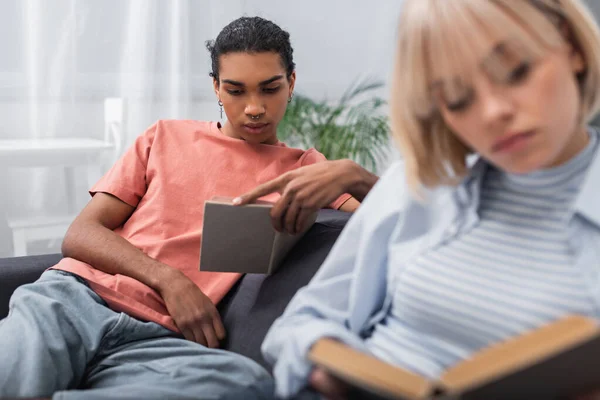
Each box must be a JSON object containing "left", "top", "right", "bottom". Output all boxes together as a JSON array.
[{"left": 309, "top": 366, "right": 350, "bottom": 400}]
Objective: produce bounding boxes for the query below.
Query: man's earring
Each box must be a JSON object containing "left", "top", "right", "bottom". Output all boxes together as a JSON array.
[
  {"left": 218, "top": 100, "right": 223, "bottom": 119},
  {"left": 288, "top": 94, "right": 293, "bottom": 103}
]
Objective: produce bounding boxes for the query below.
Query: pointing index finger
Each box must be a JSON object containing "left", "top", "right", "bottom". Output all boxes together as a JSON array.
[{"left": 233, "top": 176, "right": 286, "bottom": 206}]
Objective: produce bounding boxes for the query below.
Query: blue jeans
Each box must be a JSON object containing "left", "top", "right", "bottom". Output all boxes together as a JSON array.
[
  {"left": 0, "top": 270, "right": 273, "bottom": 400},
  {"left": 222, "top": 379, "right": 321, "bottom": 400}
]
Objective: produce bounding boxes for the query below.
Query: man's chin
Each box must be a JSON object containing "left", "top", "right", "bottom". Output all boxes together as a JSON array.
[{"left": 241, "top": 133, "right": 277, "bottom": 145}]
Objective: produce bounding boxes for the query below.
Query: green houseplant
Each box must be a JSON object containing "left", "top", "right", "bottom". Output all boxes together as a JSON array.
[{"left": 278, "top": 79, "right": 391, "bottom": 172}]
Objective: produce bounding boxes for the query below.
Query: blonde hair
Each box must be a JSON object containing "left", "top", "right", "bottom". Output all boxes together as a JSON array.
[{"left": 390, "top": 0, "right": 600, "bottom": 192}]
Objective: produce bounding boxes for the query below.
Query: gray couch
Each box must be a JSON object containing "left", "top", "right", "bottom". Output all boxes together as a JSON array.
[{"left": 0, "top": 209, "right": 351, "bottom": 371}]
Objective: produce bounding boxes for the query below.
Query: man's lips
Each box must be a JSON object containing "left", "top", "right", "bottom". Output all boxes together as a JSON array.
[{"left": 243, "top": 123, "right": 269, "bottom": 134}]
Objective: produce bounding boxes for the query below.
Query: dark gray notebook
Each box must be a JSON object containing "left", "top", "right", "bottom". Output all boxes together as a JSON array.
[{"left": 200, "top": 196, "right": 316, "bottom": 274}]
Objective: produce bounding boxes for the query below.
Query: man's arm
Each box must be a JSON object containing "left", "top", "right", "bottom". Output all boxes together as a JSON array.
[
  {"left": 61, "top": 192, "right": 225, "bottom": 348},
  {"left": 62, "top": 192, "right": 172, "bottom": 290},
  {"left": 234, "top": 159, "right": 379, "bottom": 233},
  {"left": 343, "top": 159, "right": 379, "bottom": 202},
  {"left": 337, "top": 159, "right": 379, "bottom": 212},
  {"left": 338, "top": 197, "right": 361, "bottom": 213}
]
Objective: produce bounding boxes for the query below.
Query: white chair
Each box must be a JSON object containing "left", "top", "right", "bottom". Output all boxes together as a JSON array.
[{"left": 0, "top": 98, "right": 125, "bottom": 256}]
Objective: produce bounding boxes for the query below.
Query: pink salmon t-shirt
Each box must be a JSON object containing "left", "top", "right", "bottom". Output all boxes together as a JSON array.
[{"left": 51, "top": 120, "right": 351, "bottom": 332}]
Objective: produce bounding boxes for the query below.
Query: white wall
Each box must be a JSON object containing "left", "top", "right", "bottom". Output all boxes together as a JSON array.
[
  {"left": 586, "top": 0, "right": 600, "bottom": 17},
  {"left": 2, "top": 0, "right": 598, "bottom": 256},
  {"left": 0, "top": 1, "right": 405, "bottom": 256}
]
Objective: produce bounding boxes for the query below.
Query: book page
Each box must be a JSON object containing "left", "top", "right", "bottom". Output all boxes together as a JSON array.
[
  {"left": 440, "top": 315, "right": 599, "bottom": 394},
  {"left": 209, "top": 196, "right": 275, "bottom": 206}
]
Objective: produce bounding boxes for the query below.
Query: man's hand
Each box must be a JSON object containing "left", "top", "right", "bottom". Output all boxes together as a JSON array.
[
  {"left": 309, "top": 367, "right": 350, "bottom": 400},
  {"left": 233, "top": 159, "right": 369, "bottom": 234},
  {"left": 157, "top": 269, "right": 225, "bottom": 348}
]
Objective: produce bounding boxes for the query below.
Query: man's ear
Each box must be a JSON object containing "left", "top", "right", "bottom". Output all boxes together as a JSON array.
[
  {"left": 288, "top": 71, "right": 296, "bottom": 97},
  {"left": 213, "top": 77, "right": 220, "bottom": 100}
]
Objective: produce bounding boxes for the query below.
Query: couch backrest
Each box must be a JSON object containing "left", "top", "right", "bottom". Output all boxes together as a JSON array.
[{"left": 218, "top": 209, "right": 352, "bottom": 369}]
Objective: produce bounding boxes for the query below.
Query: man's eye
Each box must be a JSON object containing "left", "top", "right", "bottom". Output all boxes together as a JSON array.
[
  {"left": 227, "top": 89, "right": 243, "bottom": 96},
  {"left": 263, "top": 86, "right": 280, "bottom": 94}
]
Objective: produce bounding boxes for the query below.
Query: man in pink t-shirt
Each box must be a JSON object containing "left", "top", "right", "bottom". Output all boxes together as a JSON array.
[
  {"left": 0, "top": 17, "right": 379, "bottom": 400},
  {"left": 53, "top": 119, "right": 352, "bottom": 334}
]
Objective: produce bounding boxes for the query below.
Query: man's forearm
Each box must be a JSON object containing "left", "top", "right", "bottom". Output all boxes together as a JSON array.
[
  {"left": 346, "top": 160, "right": 379, "bottom": 201},
  {"left": 61, "top": 220, "right": 177, "bottom": 293}
]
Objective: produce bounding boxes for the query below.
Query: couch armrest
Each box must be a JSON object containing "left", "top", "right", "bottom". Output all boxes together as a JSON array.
[{"left": 0, "top": 253, "right": 62, "bottom": 319}]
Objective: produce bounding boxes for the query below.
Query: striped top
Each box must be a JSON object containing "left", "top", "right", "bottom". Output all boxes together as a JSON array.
[
  {"left": 364, "top": 131, "right": 599, "bottom": 379},
  {"left": 262, "top": 128, "right": 600, "bottom": 398}
]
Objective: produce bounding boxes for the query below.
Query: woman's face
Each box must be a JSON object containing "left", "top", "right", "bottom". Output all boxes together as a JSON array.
[
  {"left": 437, "top": 37, "right": 588, "bottom": 174},
  {"left": 214, "top": 51, "right": 295, "bottom": 145}
]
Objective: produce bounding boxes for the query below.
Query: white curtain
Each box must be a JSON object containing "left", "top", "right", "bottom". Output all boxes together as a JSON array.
[{"left": 0, "top": 0, "right": 405, "bottom": 256}]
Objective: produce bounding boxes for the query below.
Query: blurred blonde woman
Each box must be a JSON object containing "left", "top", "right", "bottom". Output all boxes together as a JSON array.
[{"left": 259, "top": 0, "right": 600, "bottom": 398}]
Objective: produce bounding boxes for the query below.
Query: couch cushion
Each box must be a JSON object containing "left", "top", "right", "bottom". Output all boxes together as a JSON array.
[
  {"left": 218, "top": 209, "right": 352, "bottom": 370},
  {"left": 0, "top": 253, "right": 62, "bottom": 319}
]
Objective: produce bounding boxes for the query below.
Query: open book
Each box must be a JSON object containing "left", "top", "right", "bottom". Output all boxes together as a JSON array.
[
  {"left": 199, "top": 196, "right": 317, "bottom": 274},
  {"left": 309, "top": 315, "right": 600, "bottom": 400}
]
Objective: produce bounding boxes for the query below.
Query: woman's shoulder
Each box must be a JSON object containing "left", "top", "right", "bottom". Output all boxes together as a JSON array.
[
  {"left": 360, "top": 160, "right": 468, "bottom": 230},
  {"left": 356, "top": 161, "right": 420, "bottom": 225},
  {"left": 362, "top": 161, "right": 450, "bottom": 211}
]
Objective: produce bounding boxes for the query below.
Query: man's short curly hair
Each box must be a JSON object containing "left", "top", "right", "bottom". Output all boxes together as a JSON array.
[{"left": 206, "top": 16, "right": 295, "bottom": 83}]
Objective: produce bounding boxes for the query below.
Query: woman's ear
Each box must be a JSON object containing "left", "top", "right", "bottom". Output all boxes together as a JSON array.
[
  {"left": 569, "top": 45, "right": 586, "bottom": 75},
  {"left": 561, "top": 22, "right": 586, "bottom": 74}
]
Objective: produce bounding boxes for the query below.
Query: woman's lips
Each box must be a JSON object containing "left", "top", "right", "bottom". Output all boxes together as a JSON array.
[{"left": 492, "top": 130, "right": 536, "bottom": 153}]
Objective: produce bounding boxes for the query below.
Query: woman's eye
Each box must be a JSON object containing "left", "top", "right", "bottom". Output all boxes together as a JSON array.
[
  {"left": 444, "top": 89, "right": 474, "bottom": 112},
  {"left": 445, "top": 97, "right": 472, "bottom": 112},
  {"left": 226, "top": 89, "right": 243, "bottom": 96},
  {"left": 263, "top": 86, "right": 280, "bottom": 94},
  {"left": 507, "top": 62, "right": 531, "bottom": 84}
]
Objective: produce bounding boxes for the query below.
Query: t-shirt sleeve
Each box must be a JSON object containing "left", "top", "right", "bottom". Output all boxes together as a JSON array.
[
  {"left": 89, "top": 122, "right": 157, "bottom": 208},
  {"left": 300, "top": 149, "right": 353, "bottom": 210}
]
